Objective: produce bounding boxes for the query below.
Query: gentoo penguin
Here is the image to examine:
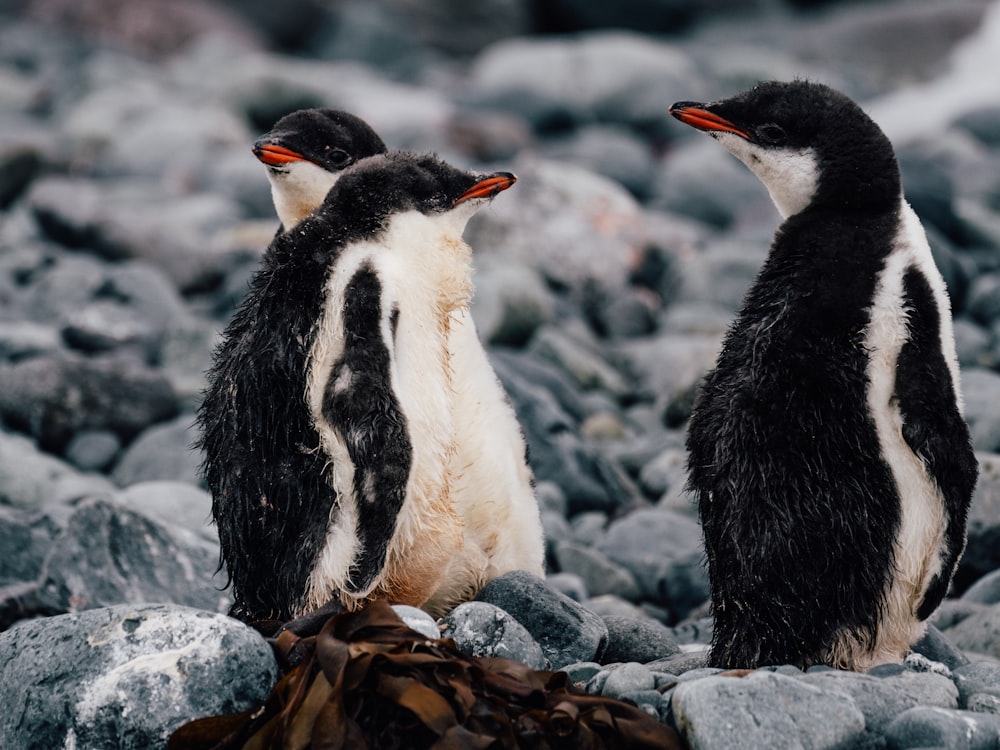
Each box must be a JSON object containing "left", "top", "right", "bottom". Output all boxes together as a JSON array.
[
  {"left": 670, "top": 81, "right": 978, "bottom": 671},
  {"left": 252, "top": 108, "right": 387, "bottom": 231},
  {"left": 198, "top": 151, "right": 544, "bottom": 622}
]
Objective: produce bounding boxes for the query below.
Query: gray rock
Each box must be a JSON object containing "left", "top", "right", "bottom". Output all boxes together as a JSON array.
[
  {"left": 440, "top": 601, "right": 548, "bottom": 670},
  {"left": 646, "top": 649, "right": 710, "bottom": 676},
  {"left": 490, "top": 351, "right": 638, "bottom": 514},
  {"left": 528, "top": 324, "right": 632, "bottom": 399},
  {"left": 61, "top": 299, "right": 161, "bottom": 357},
  {"left": 0, "top": 320, "right": 61, "bottom": 362},
  {"left": 111, "top": 414, "right": 202, "bottom": 488},
  {"left": 0, "top": 603, "right": 276, "bottom": 750},
  {"left": 0, "top": 430, "right": 113, "bottom": 512},
  {"left": 390, "top": 604, "right": 440, "bottom": 641},
  {"left": 470, "top": 259, "right": 554, "bottom": 348},
  {"left": 953, "top": 662, "right": 1000, "bottom": 709},
  {"left": 934, "top": 598, "right": 989, "bottom": 631},
  {"left": 561, "top": 661, "right": 603, "bottom": 685},
  {"left": 40, "top": 498, "right": 229, "bottom": 614},
  {"left": 112, "top": 480, "right": 215, "bottom": 542},
  {"left": 582, "top": 594, "right": 650, "bottom": 621},
  {"left": 601, "top": 615, "right": 681, "bottom": 665},
  {"left": 17, "top": 253, "right": 108, "bottom": 324},
  {"left": 954, "top": 318, "right": 995, "bottom": 369},
  {"left": 0, "top": 505, "right": 56, "bottom": 585},
  {"left": 962, "top": 568, "right": 1000, "bottom": 605},
  {"left": 474, "top": 571, "right": 608, "bottom": 669},
  {"left": 468, "top": 32, "right": 699, "bottom": 135},
  {"left": 962, "top": 370, "right": 1000, "bottom": 452},
  {"left": 912, "top": 624, "right": 971, "bottom": 670},
  {"left": 967, "top": 692, "right": 1000, "bottom": 714},
  {"left": 884, "top": 706, "right": 1000, "bottom": 750},
  {"left": 672, "top": 671, "right": 866, "bottom": 750},
  {"left": 670, "top": 616, "right": 714, "bottom": 647},
  {"left": 798, "top": 668, "right": 958, "bottom": 733},
  {"left": 652, "top": 138, "right": 769, "bottom": 229},
  {"left": 553, "top": 540, "right": 642, "bottom": 601},
  {"left": 942, "top": 602, "right": 1000, "bottom": 660},
  {"left": 545, "top": 572, "right": 588, "bottom": 602},
  {"left": 639, "top": 447, "right": 688, "bottom": 499},
  {"left": 0, "top": 352, "right": 179, "bottom": 452},
  {"left": 569, "top": 511, "right": 608, "bottom": 546},
  {"left": 542, "top": 124, "right": 658, "bottom": 201},
  {"left": 596, "top": 508, "right": 709, "bottom": 620},
  {"left": 28, "top": 176, "right": 246, "bottom": 291},
  {"left": 602, "top": 661, "right": 656, "bottom": 699},
  {"left": 63, "top": 430, "right": 122, "bottom": 473},
  {"left": 960, "top": 452, "right": 1000, "bottom": 588}
]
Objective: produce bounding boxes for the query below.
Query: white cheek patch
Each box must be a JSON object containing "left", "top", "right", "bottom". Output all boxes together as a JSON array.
[
  {"left": 268, "top": 161, "right": 342, "bottom": 229},
  {"left": 713, "top": 133, "right": 820, "bottom": 219}
]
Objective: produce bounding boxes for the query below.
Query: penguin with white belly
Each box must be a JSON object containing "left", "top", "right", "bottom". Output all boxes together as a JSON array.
[
  {"left": 198, "top": 151, "right": 544, "bottom": 622},
  {"left": 670, "top": 81, "right": 978, "bottom": 670}
]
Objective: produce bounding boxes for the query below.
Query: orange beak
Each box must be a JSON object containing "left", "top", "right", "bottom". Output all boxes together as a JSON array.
[
  {"left": 669, "top": 104, "right": 751, "bottom": 140},
  {"left": 253, "top": 143, "right": 306, "bottom": 166},
  {"left": 453, "top": 172, "right": 517, "bottom": 206}
]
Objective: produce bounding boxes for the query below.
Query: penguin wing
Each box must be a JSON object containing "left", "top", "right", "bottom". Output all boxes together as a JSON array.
[
  {"left": 895, "top": 267, "right": 978, "bottom": 619},
  {"left": 320, "top": 262, "right": 412, "bottom": 596}
]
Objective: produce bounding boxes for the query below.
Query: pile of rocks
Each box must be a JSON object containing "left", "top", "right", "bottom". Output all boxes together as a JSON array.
[{"left": 2, "top": 0, "right": 1000, "bottom": 747}]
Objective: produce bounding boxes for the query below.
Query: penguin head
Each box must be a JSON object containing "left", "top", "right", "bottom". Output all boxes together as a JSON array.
[
  {"left": 670, "top": 80, "right": 899, "bottom": 218},
  {"left": 323, "top": 151, "right": 517, "bottom": 239},
  {"left": 253, "top": 108, "right": 387, "bottom": 230}
]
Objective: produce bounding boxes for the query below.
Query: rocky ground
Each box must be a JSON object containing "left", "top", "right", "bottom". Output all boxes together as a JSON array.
[{"left": 2, "top": 0, "right": 1000, "bottom": 747}]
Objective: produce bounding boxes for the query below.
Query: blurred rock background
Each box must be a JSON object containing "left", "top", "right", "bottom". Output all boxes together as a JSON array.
[{"left": 2, "top": 0, "right": 1000, "bottom": 747}]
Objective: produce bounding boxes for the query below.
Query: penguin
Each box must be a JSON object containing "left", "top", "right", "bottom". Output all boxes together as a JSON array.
[
  {"left": 198, "top": 151, "right": 544, "bottom": 622},
  {"left": 670, "top": 80, "right": 978, "bottom": 671},
  {"left": 252, "top": 108, "right": 387, "bottom": 232}
]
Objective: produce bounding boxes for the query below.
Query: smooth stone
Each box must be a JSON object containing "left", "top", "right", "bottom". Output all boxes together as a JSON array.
[
  {"left": 0, "top": 320, "right": 61, "bottom": 362},
  {"left": 964, "top": 568, "right": 1000, "bottom": 605},
  {"left": 672, "top": 671, "right": 866, "bottom": 750},
  {"left": 390, "top": 604, "right": 440, "bottom": 641},
  {"left": 911, "top": 623, "right": 971, "bottom": 670},
  {"left": 63, "top": 430, "right": 122, "bottom": 473},
  {"left": 0, "top": 603, "right": 276, "bottom": 750},
  {"left": 471, "top": 259, "right": 554, "bottom": 348},
  {"left": 111, "top": 414, "right": 202, "bottom": 488},
  {"left": 798, "top": 668, "right": 958, "bottom": 733},
  {"left": 553, "top": 540, "right": 642, "bottom": 601},
  {"left": 0, "top": 430, "right": 112, "bottom": 512},
  {"left": 645, "top": 650, "right": 711, "bottom": 676},
  {"left": 112, "top": 480, "right": 215, "bottom": 542},
  {"left": 941, "top": 601, "right": 1000, "bottom": 660},
  {"left": 962, "top": 370, "right": 1000, "bottom": 452},
  {"left": 582, "top": 594, "right": 650, "bottom": 621},
  {"left": 670, "top": 616, "right": 715, "bottom": 647},
  {"left": 601, "top": 615, "right": 681, "bottom": 665},
  {"left": 960, "top": 452, "right": 1000, "bottom": 590},
  {"left": 440, "top": 600, "right": 548, "bottom": 671},
  {"left": 953, "top": 662, "right": 1000, "bottom": 708},
  {"left": 602, "top": 661, "right": 656, "bottom": 699},
  {"left": 545, "top": 572, "right": 588, "bottom": 603},
  {"left": 474, "top": 571, "right": 608, "bottom": 669},
  {"left": 561, "top": 661, "right": 602, "bottom": 685},
  {"left": 569, "top": 511, "right": 608, "bottom": 547},
  {"left": 0, "top": 505, "right": 56, "bottom": 585},
  {"left": 0, "top": 352, "right": 179, "bottom": 452},
  {"left": 528, "top": 325, "right": 631, "bottom": 398},
  {"left": 39, "top": 498, "right": 229, "bottom": 615},
  {"left": 884, "top": 706, "right": 1000, "bottom": 750},
  {"left": 596, "top": 508, "right": 709, "bottom": 620}
]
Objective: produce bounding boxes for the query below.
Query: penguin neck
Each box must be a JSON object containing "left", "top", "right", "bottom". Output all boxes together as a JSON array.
[
  {"left": 267, "top": 162, "right": 342, "bottom": 231},
  {"left": 380, "top": 210, "right": 474, "bottom": 317}
]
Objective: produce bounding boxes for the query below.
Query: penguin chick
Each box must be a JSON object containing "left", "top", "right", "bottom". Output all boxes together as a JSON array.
[
  {"left": 253, "top": 108, "right": 387, "bottom": 231},
  {"left": 671, "top": 81, "right": 978, "bottom": 671},
  {"left": 199, "top": 151, "right": 544, "bottom": 622}
]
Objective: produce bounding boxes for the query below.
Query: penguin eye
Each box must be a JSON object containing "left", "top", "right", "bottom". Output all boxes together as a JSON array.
[
  {"left": 756, "top": 124, "right": 787, "bottom": 146},
  {"left": 327, "top": 148, "right": 352, "bottom": 168}
]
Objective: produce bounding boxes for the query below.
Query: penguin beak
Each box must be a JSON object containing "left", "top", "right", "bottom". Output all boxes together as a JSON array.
[
  {"left": 253, "top": 142, "right": 307, "bottom": 166},
  {"left": 669, "top": 102, "right": 751, "bottom": 140},
  {"left": 453, "top": 172, "right": 517, "bottom": 206}
]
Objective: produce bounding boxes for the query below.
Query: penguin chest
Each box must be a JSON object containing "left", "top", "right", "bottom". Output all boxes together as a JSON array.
[
  {"left": 862, "top": 210, "right": 956, "bottom": 633},
  {"left": 302, "top": 213, "right": 473, "bottom": 608}
]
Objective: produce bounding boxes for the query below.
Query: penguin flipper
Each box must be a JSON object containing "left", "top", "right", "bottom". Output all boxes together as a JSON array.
[
  {"left": 322, "top": 263, "right": 412, "bottom": 597},
  {"left": 895, "top": 267, "right": 978, "bottom": 620}
]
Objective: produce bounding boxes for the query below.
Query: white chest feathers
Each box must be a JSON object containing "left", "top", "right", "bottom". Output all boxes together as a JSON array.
[{"left": 301, "top": 209, "right": 543, "bottom": 616}]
